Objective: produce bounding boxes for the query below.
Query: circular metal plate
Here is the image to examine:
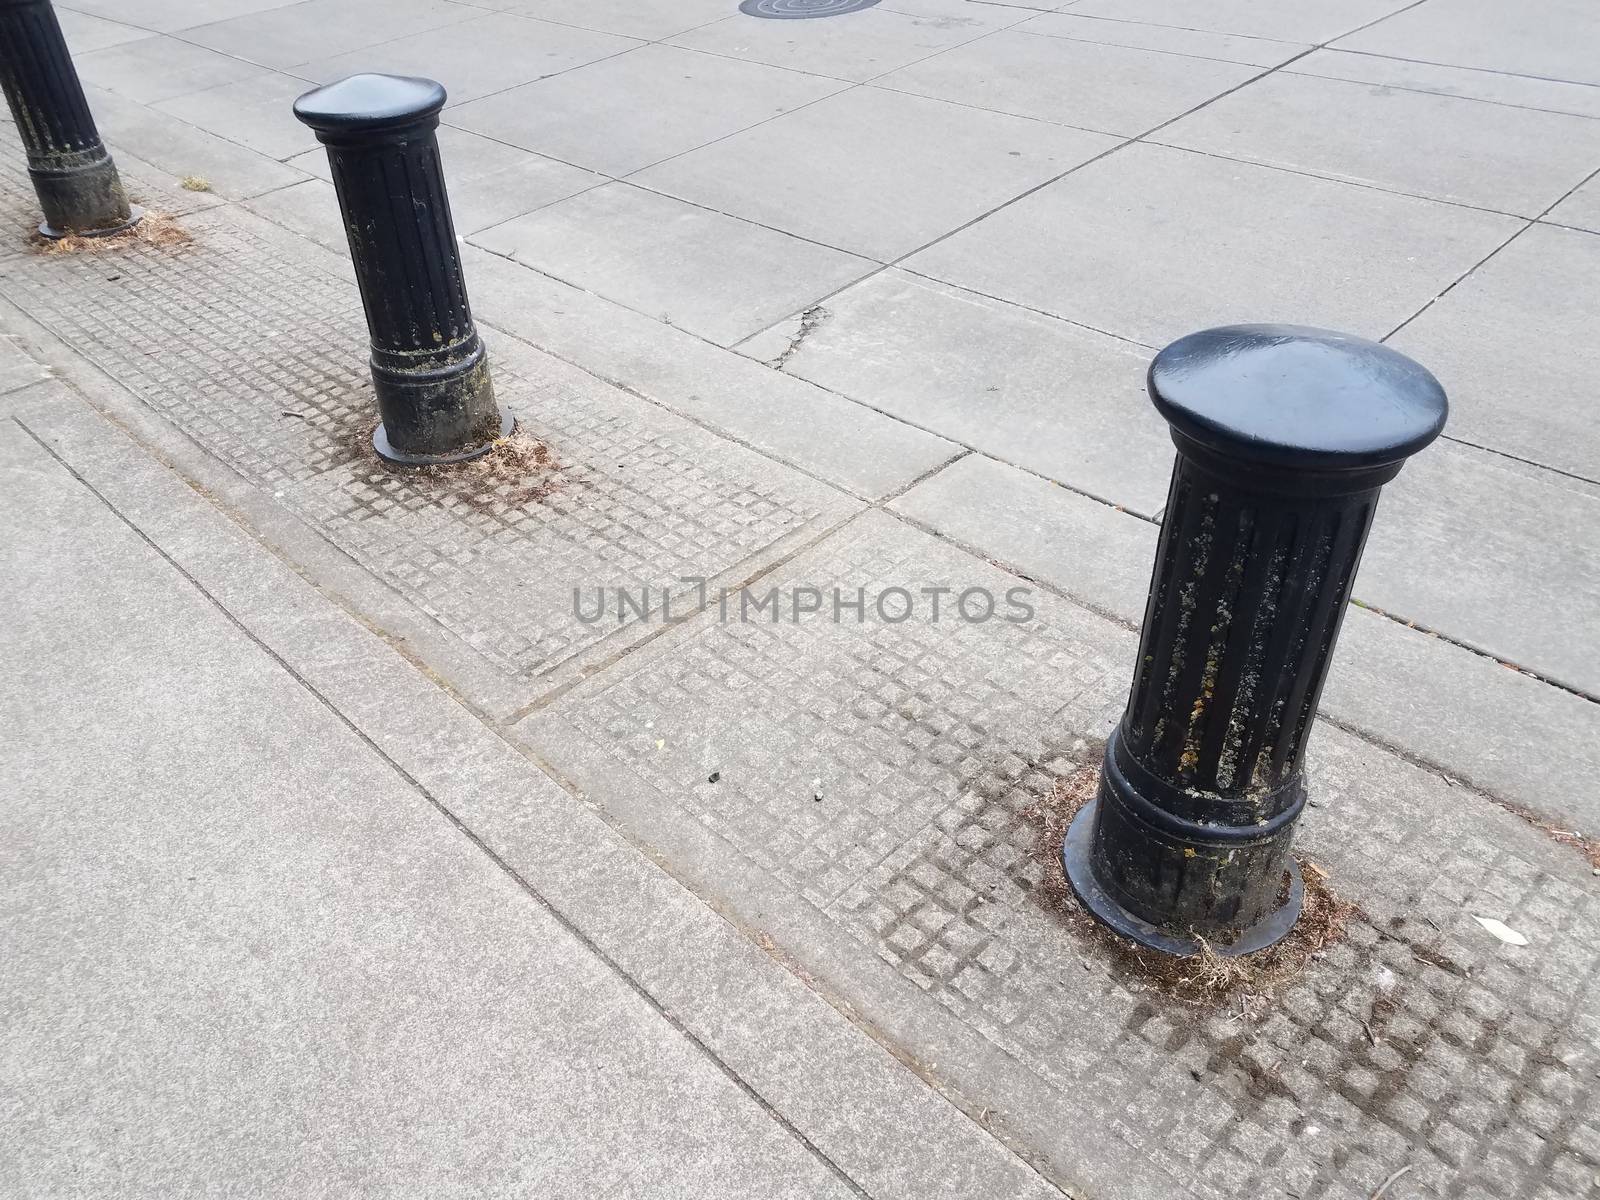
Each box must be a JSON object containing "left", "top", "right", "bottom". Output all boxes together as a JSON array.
[
  {"left": 1062, "top": 800, "right": 1305, "bottom": 958},
  {"left": 739, "top": 0, "right": 882, "bottom": 18}
]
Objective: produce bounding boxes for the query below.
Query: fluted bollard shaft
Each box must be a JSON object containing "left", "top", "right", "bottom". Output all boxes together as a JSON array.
[
  {"left": 0, "top": 0, "right": 137, "bottom": 238},
  {"left": 294, "top": 74, "right": 508, "bottom": 465},
  {"left": 1064, "top": 325, "right": 1447, "bottom": 957}
]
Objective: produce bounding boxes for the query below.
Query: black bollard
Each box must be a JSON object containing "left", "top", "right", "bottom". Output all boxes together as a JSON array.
[
  {"left": 1064, "top": 325, "right": 1447, "bottom": 956},
  {"left": 293, "top": 74, "right": 509, "bottom": 466},
  {"left": 0, "top": 0, "right": 139, "bottom": 238}
]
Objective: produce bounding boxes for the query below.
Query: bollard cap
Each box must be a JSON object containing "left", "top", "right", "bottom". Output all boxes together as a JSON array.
[
  {"left": 294, "top": 74, "right": 447, "bottom": 137},
  {"left": 1148, "top": 325, "right": 1447, "bottom": 475}
]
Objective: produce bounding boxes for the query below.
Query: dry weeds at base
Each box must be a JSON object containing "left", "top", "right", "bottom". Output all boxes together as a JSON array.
[
  {"left": 1024, "top": 756, "right": 1361, "bottom": 1007},
  {"left": 373, "top": 426, "right": 571, "bottom": 510},
  {"left": 32, "top": 211, "right": 192, "bottom": 256}
]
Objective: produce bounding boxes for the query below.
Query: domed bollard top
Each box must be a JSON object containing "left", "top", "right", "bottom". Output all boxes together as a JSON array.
[
  {"left": 1064, "top": 324, "right": 1447, "bottom": 956},
  {"left": 294, "top": 74, "right": 509, "bottom": 466}
]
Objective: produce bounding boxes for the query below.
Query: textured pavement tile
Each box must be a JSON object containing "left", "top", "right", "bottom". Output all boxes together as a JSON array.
[
  {"left": 878, "top": 29, "right": 1263, "bottom": 137},
  {"left": 1388, "top": 223, "right": 1600, "bottom": 481},
  {"left": 154, "top": 72, "right": 319, "bottom": 161},
  {"left": 905, "top": 142, "right": 1524, "bottom": 346},
  {"left": 473, "top": 183, "right": 874, "bottom": 346},
  {"left": 668, "top": 6, "right": 996, "bottom": 83},
  {"left": 448, "top": 44, "right": 846, "bottom": 176},
  {"left": 1336, "top": 0, "right": 1600, "bottom": 87},
  {"left": 297, "top": 12, "right": 640, "bottom": 104},
  {"left": 1015, "top": 11, "right": 1310, "bottom": 67},
  {"left": 634, "top": 86, "right": 1117, "bottom": 261},
  {"left": 182, "top": 0, "right": 481, "bottom": 70},
  {"left": 56, "top": 8, "right": 155, "bottom": 51},
  {"left": 1547, "top": 173, "right": 1600, "bottom": 233},
  {"left": 288, "top": 126, "right": 603, "bottom": 235},
  {"left": 491, "top": 0, "right": 743, "bottom": 41},
  {"left": 463, "top": 247, "right": 960, "bottom": 500},
  {"left": 1286, "top": 48, "right": 1600, "bottom": 120},
  {"left": 1359, "top": 440, "right": 1600, "bottom": 695},
  {"left": 84, "top": 85, "right": 310, "bottom": 201},
  {"left": 0, "top": 425, "right": 854, "bottom": 1200},
  {"left": 76, "top": 35, "right": 276, "bottom": 105},
  {"left": 779, "top": 270, "right": 1174, "bottom": 515},
  {"left": 57, "top": 0, "right": 303, "bottom": 34},
  {"left": 529, "top": 506, "right": 1600, "bottom": 1200},
  {"left": 1157, "top": 71, "right": 1600, "bottom": 216},
  {"left": 1066, "top": 0, "right": 1414, "bottom": 42}
]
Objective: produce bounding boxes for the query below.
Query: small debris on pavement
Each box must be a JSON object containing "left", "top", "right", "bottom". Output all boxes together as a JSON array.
[
  {"left": 707, "top": 771, "right": 720, "bottom": 784},
  {"left": 1473, "top": 916, "right": 1529, "bottom": 946}
]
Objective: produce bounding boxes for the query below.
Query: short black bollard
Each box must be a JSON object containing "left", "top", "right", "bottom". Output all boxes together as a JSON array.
[
  {"left": 0, "top": 0, "right": 139, "bottom": 238},
  {"left": 1064, "top": 325, "right": 1447, "bottom": 956},
  {"left": 293, "top": 74, "right": 509, "bottom": 466}
]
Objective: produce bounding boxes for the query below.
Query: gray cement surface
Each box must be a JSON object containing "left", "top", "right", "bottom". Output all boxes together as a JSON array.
[{"left": 7, "top": 0, "right": 1600, "bottom": 1193}]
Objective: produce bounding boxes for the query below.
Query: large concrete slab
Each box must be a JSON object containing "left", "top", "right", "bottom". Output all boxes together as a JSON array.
[
  {"left": 776, "top": 270, "right": 1175, "bottom": 515},
  {"left": 492, "top": 0, "right": 743, "bottom": 41},
  {"left": 153, "top": 72, "right": 318, "bottom": 161},
  {"left": 474, "top": 183, "right": 874, "bottom": 346},
  {"left": 891, "top": 453, "right": 1600, "bottom": 832},
  {"left": 905, "top": 142, "right": 1524, "bottom": 346},
  {"left": 1014, "top": 11, "right": 1309, "bottom": 67},
  {"left": 1388, "top": 223, "right": 1600, "bottom": 481},
  {"left": 1157, "top": 70, "right": 1600, "bottom": 217},
  {"left": 0, "top": 420, "right": 855, "bottom": 1200},
  {"left": 182, "top": 0, "right": 481, "bottom": 70},
  {"left": 1066, "top": 0, "right": 1414, "bottom": 42},
  {"left": 1286, "top": 48, "right": 1600, "bottom": 120},
  {"left": 57, "top": 8, "right": 158, "bottom": 50},
  {"left": 59, "top": 0, "right": 304, "bottom": 34},
  {"left": 76, "top": 35, "right": 274, "bottom": 105},
  {"left": 1336, "top": 0, "right": 1600, "bottom": 87},
  {"left": 297, "top": 12, "right": 640, "bottom": 104},
  {"left": 1548, "top": 175, "right": 1600, "bottom": 233},
  {"left": 878, "top": 29, "right": 1265, "bottom": 137},
  {"left": 448, "top": 44, "right": 846, "bottom": 176},
  {"left": 668, "top": 6, "right": 997, "bottom": 83},
  {"left": 633, "top": 86, "right": 1117, "bottom": 261}
]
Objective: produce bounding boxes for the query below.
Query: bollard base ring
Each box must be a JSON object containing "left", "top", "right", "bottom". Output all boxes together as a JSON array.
[
  {"left": 373, "top": 410, "right": 514, "bottom": 467},
  {"left": 1063, "top": 800, "right": 1304, "bottom": 958},
  {"left": 38, "top": 204, "right": 145, "bottom": 241}
]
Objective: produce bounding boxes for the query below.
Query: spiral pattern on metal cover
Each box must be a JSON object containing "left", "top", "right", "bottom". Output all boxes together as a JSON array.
[{"left": 738, "top": 0, "right": 882, "bottom": 18}]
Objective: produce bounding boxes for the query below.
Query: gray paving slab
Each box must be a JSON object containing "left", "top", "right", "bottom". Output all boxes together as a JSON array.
[
  {"left": 878, "top": 28, "right": 1265, "bottom": 136},
  {"left": 667, "top": 6, "right": 998, "bottom": 83},
  {"left": 0, "top": 337, "right": 53, "bottom": 399},
  {"left": 13, "top": 383, "right": 1064, "bottom": 1200},
  {"left": 473, "top": 183, "right": 875, "bottom": 346},
  {"left": 1014, "top": 11, "right": 1310, "bottom": 67},
  {"left": 83, "top": 84, "right": 311, "bottom": 201},
  {"left": 1358, "top": 438, "right": 1600, "bottom": 696},
  {"left": 1157, "top": 70, "right": 1600, "bottom": 217},
  {"left": 905, "top": 141, "right": 1524, "bottom": 346},
  {"left": 1335, "top": 0, "right": 1600, "bottom": 87},
  {"left": 463, "top": 246, "right": 960, "bottom": 500},
  {"left": 1547, "top": 174, "right": 1600, "bottom": 233},
  {"left": 448, "top": 43, "right": 846, "bottom": 176},
  {"left": 240, "top": 176, "right": 351, "bottom": 255},
  {"left": 521, "top": 505, "right": 1600, "bottom": 1200},
  {"left": 182, "top": 0, "right": 482, "bottom": 70},
  {"left": 287, "top": 125, "right": 604, "bottom": 235},
  {"left": 56, "top": 8, "right": 156, "bottom": 52},
  {"left": 631, "top": 85, "right": 1117, "bottom": 261},
  {"left": 0, "top": 419, "right": 857, "bottom": 1200},
  {"left": 1286, "top": 48, "right": 1600, "bottom": 120},
  {"left": 1388, "top": 222, "right": 1600, "bottom": 482},
  {"left": 153, "top": 72, "right": 319, "bottom": 161},
  {"left": 775, "top": 269, "right": 1175, "bottom": 515},
  {"left": 298, "top": 12, "right": 640, "bottom": 104},
  {"left": 76, "top": 34, "right": 276, "bottom": 105},
  {"left": 891, "top": 448, "right": 1600, "bottom": 831},
  {"left": 59, "top": 0, "right": 303, "bottom": 34},
  {"left": 1066, "top": 0, "right": 1415, "bottom": 42},
  {"left": 491, "top": 0, "right": 745, "bottom": 41}
]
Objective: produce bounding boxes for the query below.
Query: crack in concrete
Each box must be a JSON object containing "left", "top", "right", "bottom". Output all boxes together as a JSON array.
[{"left": 768, "top": 304, "right": 832, "bottom": 372}]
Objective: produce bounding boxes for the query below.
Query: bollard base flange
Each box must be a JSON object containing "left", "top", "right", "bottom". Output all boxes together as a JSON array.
[
  {"left": 38, "top": 203, "right": 144, "bottom": 241},
  {"left": 1062, "top": 801, "right": 1304, "bottom": 958},
  {"left": 372, "top": 409, "right": 513, "bottom": 467}
]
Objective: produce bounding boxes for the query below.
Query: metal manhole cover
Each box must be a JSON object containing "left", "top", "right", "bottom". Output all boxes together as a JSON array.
[{"left": 739, "top": 0, "right": 881, "bottom": 17}]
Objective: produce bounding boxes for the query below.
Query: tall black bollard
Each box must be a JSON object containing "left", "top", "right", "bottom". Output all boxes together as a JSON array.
[
  {"left": 0, "top": 0, "right": 139, "bottom": 238},
  {"left": 1064, "top": 325, "right": 1447, "bottom": 956},
  {"left": 294, "top": 74, "right": 509, "bottom": 466}
]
